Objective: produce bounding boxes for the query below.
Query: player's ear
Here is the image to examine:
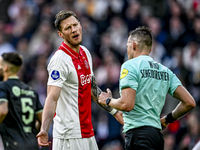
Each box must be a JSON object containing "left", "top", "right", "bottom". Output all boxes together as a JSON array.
[
  {"left": 58, "top": 31, "right": 64, "bottom": 38},
  {"left": 3, "top": 64, "right": 8, "bottom": 72}
]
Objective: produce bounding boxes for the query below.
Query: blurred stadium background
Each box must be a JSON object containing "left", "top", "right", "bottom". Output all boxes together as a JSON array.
[{"left": 0, "top": 0, "right": 200, "bottom": 149}]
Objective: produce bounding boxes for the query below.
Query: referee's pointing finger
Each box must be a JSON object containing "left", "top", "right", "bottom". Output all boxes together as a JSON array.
[{"left": 107, "top": 88, "right": 111, "bottom": 93}]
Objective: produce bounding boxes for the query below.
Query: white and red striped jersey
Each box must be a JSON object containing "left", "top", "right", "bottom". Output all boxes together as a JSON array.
[{"left": 47, "top": 42, "right": 94, "bottom": 139}]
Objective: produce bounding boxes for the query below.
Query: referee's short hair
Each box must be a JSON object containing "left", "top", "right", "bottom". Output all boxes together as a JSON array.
[{"left": 129, "top": 26, "right": 153, "bottom": 51}]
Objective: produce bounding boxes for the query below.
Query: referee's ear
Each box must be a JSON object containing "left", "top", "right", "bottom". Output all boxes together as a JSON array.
[
  {"left": 149, "top": 49, "right": 152, "bottom": 53},
  {"left": 132, "top": 42, "right": 136, "bottom": 51}
]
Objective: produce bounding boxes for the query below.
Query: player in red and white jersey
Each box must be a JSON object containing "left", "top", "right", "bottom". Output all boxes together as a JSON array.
[{"left": 36, "top": 10, "right": 124, "bottom": 150}]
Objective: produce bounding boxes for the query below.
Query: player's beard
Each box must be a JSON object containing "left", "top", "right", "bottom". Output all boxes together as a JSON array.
[
  {"left": 64, "top": 34, "right": 82, "bottom": 48},
  {"left": 0, "top": 68, "right": 3, "bottom": 81}
]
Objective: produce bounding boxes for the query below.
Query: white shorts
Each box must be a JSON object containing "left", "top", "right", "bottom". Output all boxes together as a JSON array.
[
  {"left": 52, "top": 136, "right": 98, "bottom": 150},
  {"left": 193, "top": 140, "right": 200, "bottom": 150}
]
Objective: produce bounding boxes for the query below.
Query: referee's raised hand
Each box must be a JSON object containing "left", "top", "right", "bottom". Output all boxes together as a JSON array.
[{"left": 98, "top": 88, "right": 112, "bottom": 105}]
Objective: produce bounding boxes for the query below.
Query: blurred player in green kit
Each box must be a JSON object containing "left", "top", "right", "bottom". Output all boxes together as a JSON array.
[{"left": 0, "top": 52, "right": 43, "bottom": 150}]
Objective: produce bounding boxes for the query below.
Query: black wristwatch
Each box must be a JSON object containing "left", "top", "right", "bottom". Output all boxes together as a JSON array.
[{"left": 106, "top": 98, "right": 111, "bottom": 106}]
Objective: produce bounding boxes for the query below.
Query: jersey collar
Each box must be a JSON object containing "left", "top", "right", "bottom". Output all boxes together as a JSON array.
[
  {"left": 60, "top": 42, "right": 83, "bottom": 58},
  {"left": 8, "top": 76, "right": 19, "bottom": 79}
]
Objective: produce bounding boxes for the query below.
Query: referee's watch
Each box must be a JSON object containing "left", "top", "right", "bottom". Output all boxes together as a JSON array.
[{"left": 106, "top": 98, "right": 112, "bottom": 106}]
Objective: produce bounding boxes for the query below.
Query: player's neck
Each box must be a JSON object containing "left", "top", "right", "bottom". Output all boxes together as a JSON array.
[
  {"left": 64, "top": 41, "right": 80, "bottom": 53},
  {"left": 4, "top": 73, "right": 18, "bottom": 81},
  {"left": 134, "top": 51, "right": 149, "bottom": 58},
  {"left": 71, "top": 46, "right": 80, "bottom": 53}
]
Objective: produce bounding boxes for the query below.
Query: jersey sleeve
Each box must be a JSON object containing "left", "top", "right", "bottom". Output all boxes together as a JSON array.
[
  {"left": 47, "top": 51, "right": 68, "bottom": 87},
  {"left": 119, "top": 62, "right": 138, "bottom": 91},
  {"left": 0, "top": 84, "right": 8, "bottom": 102},
  {"left": 168, "top": 70, "right": 182, "bottom": 96}
]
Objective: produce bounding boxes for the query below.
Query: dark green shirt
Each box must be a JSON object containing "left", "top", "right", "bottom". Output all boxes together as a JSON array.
[{"left": 0, "top": 77, "right": 43, "bottom": 150}]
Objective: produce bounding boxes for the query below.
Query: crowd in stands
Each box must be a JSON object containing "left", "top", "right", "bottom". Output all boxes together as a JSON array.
[{"left": 0, "top": 0, "right": 200, "bottom": 149}]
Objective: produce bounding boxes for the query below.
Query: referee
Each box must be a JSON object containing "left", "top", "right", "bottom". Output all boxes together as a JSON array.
[{"left": 98, "top": 26, "right": 196, "bottom": 150}]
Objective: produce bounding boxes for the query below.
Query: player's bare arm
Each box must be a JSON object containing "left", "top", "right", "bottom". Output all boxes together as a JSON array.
[
  {"left": 0, "top": 100, "right": 8, "bottom": 123},
  {"left": 91, "top": 75, "right": 113, "bottom": 112},
  {"left": 91, "top": 76, "right": 124, "bottom": 125},
  {"left": 35, "top": 111, "right": 42, "bottom": 133},
  {"left": 37, "top": 86, "right": 61, "bottom": 147}
]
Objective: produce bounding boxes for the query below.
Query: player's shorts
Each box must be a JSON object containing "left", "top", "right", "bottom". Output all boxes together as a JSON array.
[
  {"left": 193, "top": 140, "right": 200, "bottom": 150},
  {"left": 0, "top": 135, "right": 4, "bottom": 150},
  {"left": 125, "top": 126, "right": 164, "bottom": 150},
  {"left": 52, "top": 136, "right": 98, "bottom": 150}
]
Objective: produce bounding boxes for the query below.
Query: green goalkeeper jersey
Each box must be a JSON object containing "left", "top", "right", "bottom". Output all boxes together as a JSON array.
[{"left": 119, "top": 55, "right": 182, "bottom": 133}]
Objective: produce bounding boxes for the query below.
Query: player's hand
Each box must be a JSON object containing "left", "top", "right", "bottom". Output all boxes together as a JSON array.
[
  {"left": 98, "top": 88, "right": 112, "bottom": 105},
  {"left": 36, "top": 130, "right": 51, "bottom": 147},
  {"left": 113, "top": 111, "right": 124, "bottom": 125},
  {"left": 160, "top": 116, "right": 168, "bottom": 130}
]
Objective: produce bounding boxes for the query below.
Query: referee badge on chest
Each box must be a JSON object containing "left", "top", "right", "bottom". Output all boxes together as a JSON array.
[{"left": 51, "top": 70, "right": 60, "bottom": 80}]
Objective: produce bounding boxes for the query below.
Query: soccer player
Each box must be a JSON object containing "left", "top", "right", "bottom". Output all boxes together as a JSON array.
[
  {"left": 98, "top": 26, "right": 196, "bottom": 150},
  {"left": 193, "top": 140, "right": 200, "bottom": 150},
  {"left": 0, "top": 67, "right": 3, "bottom": 81},
  {"left": 36, "top": 10, "right": 123, "bottom": 150},
  {"left": 0, "top": 52, "right": 43, "bottom": 150}
]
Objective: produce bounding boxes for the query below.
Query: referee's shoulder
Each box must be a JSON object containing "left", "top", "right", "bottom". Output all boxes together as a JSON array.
[{"left": 122, "top": 59, "right": 134, "bottom": 68}]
